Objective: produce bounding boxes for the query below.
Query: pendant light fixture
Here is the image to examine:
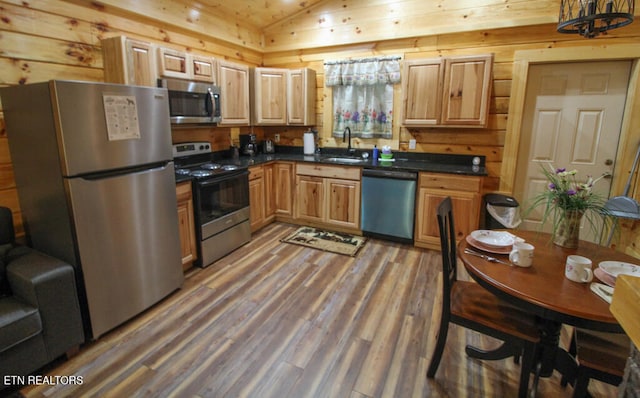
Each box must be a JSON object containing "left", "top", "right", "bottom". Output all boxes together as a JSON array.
[{"left": 558, "top": 0, "right": 635, "bottom": 38}]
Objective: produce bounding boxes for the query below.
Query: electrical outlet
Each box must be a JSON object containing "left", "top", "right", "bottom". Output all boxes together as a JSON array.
[
  {"left": 409, "top": 139, "right": 416, "bottom": 150},
  {"left": 274, "top": 133, "right": 280, "bottom": 143}
]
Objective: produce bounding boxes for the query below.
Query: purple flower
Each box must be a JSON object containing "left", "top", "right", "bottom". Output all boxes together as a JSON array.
[
  {"left": 377, "top": 111, "right": 387, "bottom": 124},
  {"left": 556, "top": 168, "right": 566, "bottom": 173},
  {"left": 548, "top": 183, "right": 556, "bottom": 190},
  {"left": 351, "top": 111, "right": 360, "bottom": 123},
  {"left": 567, "top": 189, "right": 576, "bottom": 195}
]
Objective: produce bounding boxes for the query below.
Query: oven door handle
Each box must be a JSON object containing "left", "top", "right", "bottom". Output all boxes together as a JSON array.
[{"left": 196, "top": 169, "right": 248, "bottom": 187}]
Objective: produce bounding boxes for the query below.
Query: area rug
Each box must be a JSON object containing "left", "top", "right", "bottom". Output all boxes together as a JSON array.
[{"left": 281, "top": 227, "right": 367, "bottom": 257}]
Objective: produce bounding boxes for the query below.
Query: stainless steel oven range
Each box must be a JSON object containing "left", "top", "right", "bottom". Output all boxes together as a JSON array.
[{"left": 174, "top": 142, "right": 250, "bottom": 267}]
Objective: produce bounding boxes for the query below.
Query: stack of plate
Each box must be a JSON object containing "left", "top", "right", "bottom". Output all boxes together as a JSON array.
[
  {"left": 595, "top": 261, "right": 640, "bottom": 287},
  {"left": 466, "top": 230, "right": 515, "bottom": 254}
]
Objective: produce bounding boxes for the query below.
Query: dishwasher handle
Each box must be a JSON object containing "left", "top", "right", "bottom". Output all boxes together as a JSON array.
[{"left": 362, "top": 168, "right": 417, "bottom": 180}]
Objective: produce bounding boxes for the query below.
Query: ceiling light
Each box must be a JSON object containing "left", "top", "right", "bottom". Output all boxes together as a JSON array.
[{"left": 557, "top": 0, "right": 635, "bottom": 38}]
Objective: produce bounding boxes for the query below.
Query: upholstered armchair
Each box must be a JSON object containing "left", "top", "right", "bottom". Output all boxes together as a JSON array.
[{"left": 0, "top": 207, "right": 85, "bottom": 384}]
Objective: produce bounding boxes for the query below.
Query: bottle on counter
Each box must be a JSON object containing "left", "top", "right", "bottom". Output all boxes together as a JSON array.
[{"left": 372, "top": 145, "right": 379, "bottom": 160}]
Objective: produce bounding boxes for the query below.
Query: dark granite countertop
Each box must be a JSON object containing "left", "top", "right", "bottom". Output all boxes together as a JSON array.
[
  {"left": 239, "top": 146, "right": 486, "bottom": 176},
  {"left": 174, "top": 145, "right": 487, "bottom": 184}
]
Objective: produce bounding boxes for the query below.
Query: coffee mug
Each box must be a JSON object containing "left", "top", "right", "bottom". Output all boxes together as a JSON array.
[
  {"left": 509, "top": 241, "right": 534, "bottom": 267},
  {"left": 565, "top": 255, "right": 593, "bottom": 283}
]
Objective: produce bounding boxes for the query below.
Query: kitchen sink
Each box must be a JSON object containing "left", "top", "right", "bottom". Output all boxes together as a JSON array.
[{"left": 322, "top": 156, "right": 366, "bottom": 164}]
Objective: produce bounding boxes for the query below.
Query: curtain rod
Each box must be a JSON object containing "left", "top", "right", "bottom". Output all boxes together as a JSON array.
[{"left": 324, "top": 55, "right": 402, "bottom": 66}]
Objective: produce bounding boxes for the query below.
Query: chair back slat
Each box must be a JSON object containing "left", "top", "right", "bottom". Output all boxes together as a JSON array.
[{"left": 437, "top": 197, "right": 457, "bottom": 307}]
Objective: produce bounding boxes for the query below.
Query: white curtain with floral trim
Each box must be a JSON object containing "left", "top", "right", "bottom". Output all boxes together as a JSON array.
[{"left": 324, "top": 56, "right": 401, "bottom": 139}]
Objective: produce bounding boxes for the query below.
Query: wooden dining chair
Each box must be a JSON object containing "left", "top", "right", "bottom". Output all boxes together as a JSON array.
[
  {"left": 427, "top": 197, "right": 541, "bottom": 398},
  {"left": 563, "top": 328, "right": 630, "bottom": 398}
]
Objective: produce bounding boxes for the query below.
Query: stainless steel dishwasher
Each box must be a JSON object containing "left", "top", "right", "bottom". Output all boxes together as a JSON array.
[{"left": 361, "top": 168, "right": 418, "bottom": 243}]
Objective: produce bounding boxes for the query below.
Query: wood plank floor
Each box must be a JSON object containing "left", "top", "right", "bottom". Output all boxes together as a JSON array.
[{"left": 19, "top": 223, "right": 617, "bottom": 397}]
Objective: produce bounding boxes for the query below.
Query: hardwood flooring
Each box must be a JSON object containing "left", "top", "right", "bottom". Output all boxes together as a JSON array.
[{"left": 19, "top": 223, "right": 616, "bottom": 397}]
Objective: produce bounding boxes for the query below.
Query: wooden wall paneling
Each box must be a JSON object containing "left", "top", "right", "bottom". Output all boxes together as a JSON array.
[
  {"left": 0, "top": 1, "right": 96, "bottom": 44},
  {"left": 0, "top": 164, "right": 15, "bottom": 191},
  {"left": 171, "top": 127, "right": 235, "bottom": 152},
  {"left": 2, "top": 31, "right": 101, "bottom": 68},
  {"left": 262, "top": 0, "right": 558, "bottom": 52},
  {"left": 0, "top": 59, "right": 104, "bottom": 85},
  {"left": 80, "top": 0, "right": 264, "bottom": 52},
  {"left": 13, "top": 0, "right": 263, "bottom": 65}
]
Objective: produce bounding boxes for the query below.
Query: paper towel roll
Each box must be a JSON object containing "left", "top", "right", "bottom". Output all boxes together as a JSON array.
[{"left": 303, "top": 132, "right": 315, "bottom": 155}]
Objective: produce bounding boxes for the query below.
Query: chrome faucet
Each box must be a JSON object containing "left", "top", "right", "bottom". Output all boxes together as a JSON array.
[{"left": 344, "top": 127, "right": 355, "bottom": 155}]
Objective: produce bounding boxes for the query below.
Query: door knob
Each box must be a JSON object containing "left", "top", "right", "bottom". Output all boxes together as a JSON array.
[{"left": 605, "top": 159, "right": 613, "bottom": 166}]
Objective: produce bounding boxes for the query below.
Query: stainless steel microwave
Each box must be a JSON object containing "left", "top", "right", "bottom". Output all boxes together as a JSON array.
[{"left": 158, "top": 78, "right": 221, "bottom": 125}]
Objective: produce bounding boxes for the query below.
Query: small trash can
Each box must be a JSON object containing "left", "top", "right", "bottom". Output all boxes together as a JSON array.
[{"left": 481, "top": 193, "right": 521, "bottom": 230}]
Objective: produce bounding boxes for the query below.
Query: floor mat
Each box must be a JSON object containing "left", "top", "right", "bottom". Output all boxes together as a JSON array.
[{"left": 281, "top": 226, "right": 367, "bottom": 256}]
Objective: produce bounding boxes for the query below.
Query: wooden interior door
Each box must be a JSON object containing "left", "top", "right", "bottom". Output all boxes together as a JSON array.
[{"left": 516, "top": 61, "right": 631, "bottom": 242}]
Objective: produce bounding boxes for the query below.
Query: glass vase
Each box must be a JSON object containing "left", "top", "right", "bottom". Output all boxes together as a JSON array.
[{"left": 553, "top": 210, "right": 583, "bottom": 248}]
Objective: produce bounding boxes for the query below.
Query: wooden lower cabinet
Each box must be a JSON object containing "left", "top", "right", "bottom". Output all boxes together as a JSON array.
[
  {"left": 326, "top": 178, "right": 360, "bottom": 228},
  {"left": 274, "top": 161, "right": 294, "bottom": 220},
  {"left": 414, "top": 172, "right": 482, "bottom": 250},
  {"left": 249, "top": 164, "right": 276, "bottom": 232},
  {"left": 295, "top": 175, "right": 324, "bottom": 222},
  {"left": 295, "top": 163, "right": 361, "bottom": 232},
  {"left": 176, "top": 181, "right": 197, "bottom": 270},
  {"left": 250, "top": 162, "right": 294, "bottom": 232}
]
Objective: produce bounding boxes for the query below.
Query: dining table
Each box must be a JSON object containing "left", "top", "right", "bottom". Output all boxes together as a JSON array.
[{"left": 458, "top": 229, "right": 637, "bottom": 386}]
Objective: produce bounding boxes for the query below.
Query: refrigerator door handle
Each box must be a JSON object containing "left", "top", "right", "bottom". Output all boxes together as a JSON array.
[{"left": 80, "top": 161, "right": 172, "bottom": 180}]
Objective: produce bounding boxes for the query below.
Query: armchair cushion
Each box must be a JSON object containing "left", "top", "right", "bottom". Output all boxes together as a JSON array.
[{"left": 0, "top": 297, "right": 41, "bottom": 353}]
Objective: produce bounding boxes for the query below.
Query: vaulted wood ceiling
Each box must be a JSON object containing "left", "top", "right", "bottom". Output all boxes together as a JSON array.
[{"left": 90, "top": 0, "right": 638, "bottom": 53}]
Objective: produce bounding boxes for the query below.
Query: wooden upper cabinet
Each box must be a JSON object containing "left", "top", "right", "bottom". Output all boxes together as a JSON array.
[
  {"left": 441, "top": 54, "right": 493, "bottom": 127},
  {"left": 401, "top": 54, "right": 493, "bottom": 128},
  {"left": 287, "top": 68, "right": 316, "bottom": 126},
  {"left": 218, "top": 60, "right": 251, "bottom": 125},
  {"left": 402, "top": 59, "right": 444, "bottom": 126},
  {"left": 103, "top": 36, "right": 217, "bottom": 85},
  {"left": 252, "top": 68, "right": 287, "bottom": 125},
  {"left": 191, "top": 55, "right": 216, "bottom": 83},
  {"left": 157, "top": 47, "right": 189, "bottom": 79},
  {"left": 102, "top": 36, "right": 157, "bottom": 87}
]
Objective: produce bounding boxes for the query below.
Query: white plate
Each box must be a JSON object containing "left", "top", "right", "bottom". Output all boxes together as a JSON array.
[
  {"left": 598, "top": 261, "right": 640, "bottom": 279},
  {"left": 470, "top": 230, "right": 515, "bottom": 248},
  {"left": 465, "top": 235, "right": 511, "bottom": 254}
]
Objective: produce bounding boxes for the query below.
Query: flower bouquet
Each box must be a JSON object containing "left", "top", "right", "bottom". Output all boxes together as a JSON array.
[{"left": 525, "top": 163, "right": 611, "bottom": 248}]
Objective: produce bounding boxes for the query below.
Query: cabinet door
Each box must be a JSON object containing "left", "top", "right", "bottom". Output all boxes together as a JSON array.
[
  {"left": 326, "top": 178, "right": 360, "bottom": 229},
  {"left": 218, "top": 60, "right": 251, "bottom": 125},
  {"left": 441, "top": 54, "right": 493, "bottom": 127},
  {"left": 288, "top": 68, "right": 316, "bottom": 125},
  {"left": 263, "top": 164, "right": 276, "bottom": 219},
  {"left": 402, "top": 59, "right": 444, "bottom": 126},
  {"left": 102, "top": 36, "right": 157, "bottom": 87},
  {"left": 415, "top": 189, "right": 480, "bottom": 248},
  {"left": 295, "top": 175, "right": 324, "bottom": 222},
  {"left": 249, "top": 167, "right": 265, "bottom": 232},
  {"left": 253, "top": 68, "right": 287, "bottom": 125},
  {"left": 275, "top": 162, "right": 294, "bottom": 217},
  {"left": 176, "top": 182, "right": 197, "bottom": 269},
  {"left": 191, "top": 55, "right": 216, "bottom": 83},
  {"left": 157, "top": 47, "right": 189, "bottom": 79}
]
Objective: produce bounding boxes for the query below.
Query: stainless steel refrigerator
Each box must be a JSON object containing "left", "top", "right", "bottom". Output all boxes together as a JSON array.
[{"left": 1, "top": 80, "right": 184, "bottom": 339}]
